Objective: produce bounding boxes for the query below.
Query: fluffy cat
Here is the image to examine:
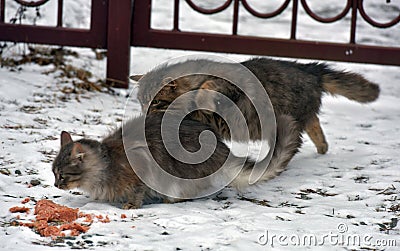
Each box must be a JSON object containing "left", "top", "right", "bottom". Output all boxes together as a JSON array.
[
  {"left": 52, "top": 113, "right": 300, "bottom": 208},
  {"left": 132, "top": 57, "right": 379, "bottom": 155}
]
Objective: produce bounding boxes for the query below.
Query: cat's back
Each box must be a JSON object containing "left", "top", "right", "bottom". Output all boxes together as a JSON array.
[
  {"left": 241, "top": 57, "right": 324, "bottom": 89},
  {"left": 241, "top": 58, "right": 324, "bottom": 125}
]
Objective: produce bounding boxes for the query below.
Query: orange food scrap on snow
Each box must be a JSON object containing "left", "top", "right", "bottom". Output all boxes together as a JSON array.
[
  {"left": 60, "top": 222, "right": 90, "bottom": 234},
  {"left": 21, "top": 197, "right": 30, "bottom": 204},
  {"left": 99, "top": 215, "right": 110, "bottom": 223},
  {"left": 35, "top": 199, "right": 78, "bottom": 222},
  {"left": 9, "top": 206, "right": 30, "bottom": 213},
  {"left": 79, "top": 212, "right": 93, "bottom": 223},
  {"left": 20, "top": 222, "right": 34, "bottom": 228},
  {"left": 39, "top": 224, "right": 64, "bottom": 238},
  {"left": 9, "top": 199, "right": 92, "bottom": 238}
]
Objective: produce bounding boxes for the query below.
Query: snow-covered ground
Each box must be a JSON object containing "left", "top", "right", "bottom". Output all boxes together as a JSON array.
[{"left": 1, "top": 1, "right": 399, "bottom": 250}]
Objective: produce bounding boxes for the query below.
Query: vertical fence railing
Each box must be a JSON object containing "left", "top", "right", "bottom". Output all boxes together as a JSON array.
[
  {"left": 0, "top": 0, "right": 5, "bottom": 23},
  {"left": 105, "top": 0, "right": 131, "bottom": 88},
  {"left": 132, "top": 0, "right": 400, "bottom": 66}
]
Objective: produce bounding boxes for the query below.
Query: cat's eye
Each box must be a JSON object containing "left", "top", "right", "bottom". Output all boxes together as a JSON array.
[{"left": 151, "top": 100, "right": 160, "bottom": 105}]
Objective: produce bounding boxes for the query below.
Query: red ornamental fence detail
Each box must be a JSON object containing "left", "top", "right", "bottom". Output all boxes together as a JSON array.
[{"left": 1, "top": 0, "right": 399, "bottom": 88}]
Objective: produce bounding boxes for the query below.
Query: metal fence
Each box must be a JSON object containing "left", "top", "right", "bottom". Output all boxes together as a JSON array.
[
  {"left": 1, "top": 0, "right": 399, "bottom": 88},
  {"left": 133, "top": 0, "right": 400, "bottom": 65}
]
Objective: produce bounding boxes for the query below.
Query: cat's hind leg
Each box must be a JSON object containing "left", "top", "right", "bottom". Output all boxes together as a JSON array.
[{"left": 305, "top": 114, "right": 328, "bottom": 154}]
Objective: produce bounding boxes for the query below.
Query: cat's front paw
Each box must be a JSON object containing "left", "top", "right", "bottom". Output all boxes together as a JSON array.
[
  {"left": 317, "top": 143, "right": 328, "bottom": 154},
  {"left": 163, "top": 198, "right": 185, "bottom": 204},
  {"left": 122, "top": 202, "right": 141, "bottom": 209}
]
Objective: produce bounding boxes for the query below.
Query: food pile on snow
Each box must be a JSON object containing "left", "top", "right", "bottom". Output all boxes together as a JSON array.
[{"left": 9, "top": 199, "right": 111, "bottom": 238}]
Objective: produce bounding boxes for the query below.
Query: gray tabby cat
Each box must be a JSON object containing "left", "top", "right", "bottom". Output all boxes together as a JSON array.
[
  {"left": 130, "top": 58, "right": 379, "bottom": 187},
  {"left": 52, "top": 113, "right": 299, "bottom": 208},
  {"left": 132, "top": 57, "right": 379, "bottom": 162}
]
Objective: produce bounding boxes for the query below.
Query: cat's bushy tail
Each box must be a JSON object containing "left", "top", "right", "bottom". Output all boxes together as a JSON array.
[
  {"left": 321, "top": 69, "right": 380, "bottom": 103},
  {"left": 298, "top": 62, "right": 380, "bottom": 103},
  {"left": 229, "top": 115, "right": 302, "bottom": 189}
]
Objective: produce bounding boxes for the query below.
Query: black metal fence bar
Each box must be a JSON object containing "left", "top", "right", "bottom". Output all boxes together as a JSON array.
[
  {"left": 57, "top": 0, "right": 63, "bottom": 27},
  {"left": 0, "top": 0, "right": 5, "bottom": 23}
]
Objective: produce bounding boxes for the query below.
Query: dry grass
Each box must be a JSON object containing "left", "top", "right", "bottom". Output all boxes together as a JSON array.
[{"left": 0, "top": 45, "right": 113, "bottom": 94}]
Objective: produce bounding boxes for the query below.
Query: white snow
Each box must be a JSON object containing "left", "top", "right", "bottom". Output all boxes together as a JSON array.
[{"left": 0, "top": 1, "right": 399, "bottom": 250}]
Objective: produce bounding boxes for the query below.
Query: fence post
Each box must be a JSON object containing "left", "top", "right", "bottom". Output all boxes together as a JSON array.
[{"left": 106, "top": 0, "right": 132, "bottom": 88}]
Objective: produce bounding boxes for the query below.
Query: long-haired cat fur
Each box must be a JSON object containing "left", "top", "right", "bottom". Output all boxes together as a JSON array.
[{"left": 52, "top": 113, "right": 300, "bottom": 208}]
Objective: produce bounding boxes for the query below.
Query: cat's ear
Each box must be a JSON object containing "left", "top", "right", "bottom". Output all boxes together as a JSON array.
[
  {"left": 195, "top": 80, "right": 218, "bottom": 113},
  {"left": 199, "top": 80, "right": 217, "bottom": 91},
  {"left": 71, "top": 143, "right": 86, "bottom": 161},
  {"left": 162, "top": 77, "right": 177, "bottom": 89},
  {"left": 129, "top": 74, "right": 143, "bottom": 82},
  {"left": 61, "top": 131, "right": 73, "bottom": 147}
]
